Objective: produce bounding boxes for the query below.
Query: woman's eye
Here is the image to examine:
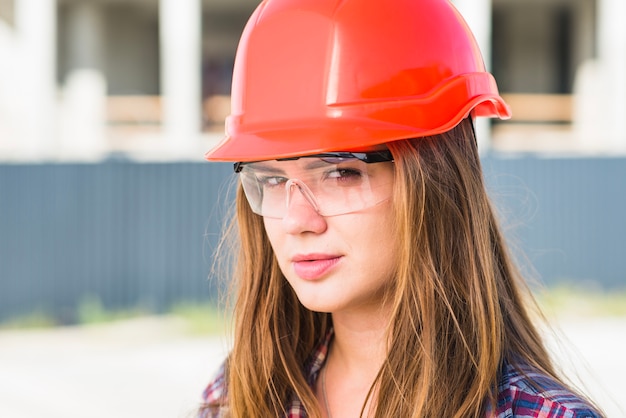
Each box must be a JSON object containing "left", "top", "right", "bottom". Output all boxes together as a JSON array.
[
  {"left": 259, "top": 176, "right": 287, "bottom": 188},
  {"left": 326, "top": 168, "right": 363, "bottom": 183}
]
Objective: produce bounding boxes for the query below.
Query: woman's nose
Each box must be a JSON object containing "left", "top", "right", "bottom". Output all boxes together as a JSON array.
[{"left": 281, "top": 181, "right": 327, "bottom": 234}]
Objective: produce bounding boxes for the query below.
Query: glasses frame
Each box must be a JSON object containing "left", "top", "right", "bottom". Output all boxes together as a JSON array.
[{"left": 233, "top": 150, "right": 394, "bottom": 173}]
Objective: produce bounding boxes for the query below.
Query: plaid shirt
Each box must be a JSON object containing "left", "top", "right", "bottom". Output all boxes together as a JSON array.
[{"left": 201, "top": 331, "right": 600, "bottom": 418}]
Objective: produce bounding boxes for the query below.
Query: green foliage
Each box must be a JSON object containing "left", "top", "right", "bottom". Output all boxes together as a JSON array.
[
  {"left": 77, "top": 295, "right": 149, "bottom": 325},
  {"left": 0, "top": 296, "right": 229, "bottom": 334},
  {"left": 169, "top": 302, "right": 230, "bottom": 336},
  {"left": 536, "top": 284, "right": 626, "bottom": 318},
  {"left": 2, "top": 285, "right": 625, "bottom": 332},
  {"left": 0, "top": 311, "right": 58, "bottom": 330}
]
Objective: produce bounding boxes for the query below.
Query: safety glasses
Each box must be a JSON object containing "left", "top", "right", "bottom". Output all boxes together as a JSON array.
[{"left": 234, "top": 151, "right": 394, "bottom": 218}]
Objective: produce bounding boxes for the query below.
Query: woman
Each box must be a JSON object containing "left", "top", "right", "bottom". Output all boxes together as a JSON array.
[{"left": 201, "top": 0, "right": 603, "bottom": 416}]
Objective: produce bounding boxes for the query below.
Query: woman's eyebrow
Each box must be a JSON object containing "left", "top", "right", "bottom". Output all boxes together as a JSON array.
[
  {"left": 302, "top": 159, "right": 335, "bottom": 170},
  {"left": 249, "top": 163, "right": 286, "bottom": 175},
  {"left": 252, "top": 158, "right": 344, "bottom": 174}
]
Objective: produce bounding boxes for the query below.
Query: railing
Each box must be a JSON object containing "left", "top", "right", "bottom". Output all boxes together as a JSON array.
[
  {"left": 105, "top": 94, "right": 573, "bottom": 127},
  {"left": 500, "top": 93, "right": 573, "bottom": 123},
  {"left": 106, "top": 94, "right": 231, "bottom": 127}
]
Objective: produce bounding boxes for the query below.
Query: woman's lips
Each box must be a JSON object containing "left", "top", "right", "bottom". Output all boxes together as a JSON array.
[{"left": 291, "top": 254, "right": 342, "bottom": 280}]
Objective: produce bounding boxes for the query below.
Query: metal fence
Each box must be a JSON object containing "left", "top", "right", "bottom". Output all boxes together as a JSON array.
[
  {"left": 1, "top": 155, "right": 625, "bottom": 323},
  {"left": 0, "top": 160, "right": 235, "bottom": 324},
  {"left": 482, "top": 155, "right": 626, "bottom": 289}
]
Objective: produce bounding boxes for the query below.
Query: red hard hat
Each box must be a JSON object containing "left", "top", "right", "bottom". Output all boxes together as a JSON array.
[{"left": 206, "top": 0, "right": 511, "bottom": 162}]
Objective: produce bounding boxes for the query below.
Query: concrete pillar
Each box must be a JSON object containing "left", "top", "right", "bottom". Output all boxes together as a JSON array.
[
  {"left": 65, "top": 2, "right": 105, "bottom": 71},
  {"left": 159, "top": 0, "right": 202, "bottom": 155},
  {"left": 0, "top": 18, "right": 18, "bottom": 155},
  {"left": 452, "top": 0, "right": 494, "bottom": 153},
  {"left": 597, "top": 0, "right": 626, "bottom": 149},
  {"left": 572, "top": 0, "right": 595, "bottom": 71},
  {"left": 14, "top": 0, "right": 57, "bottom": 159},
  {"left": 60, "top": 2, "right": 107, "bottom": 159},
  {"left": 575, "top": 0, "right": 626, "bottom": 152},
  {"left": 60, "top": 69, "right": 107, "bottom": 159}
]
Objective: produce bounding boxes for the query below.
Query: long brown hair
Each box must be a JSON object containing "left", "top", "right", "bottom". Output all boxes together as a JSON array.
[
  {"left": 205, "top": 118, "right": 593, "bottom": 417},
  {"left": 214, "top": 175, "right": 331, "bottom": 417}
]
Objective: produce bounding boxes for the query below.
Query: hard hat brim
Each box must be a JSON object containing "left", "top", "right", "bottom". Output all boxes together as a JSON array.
[{"left": 205, "top": 94, "right": 510, "bottom": 162}]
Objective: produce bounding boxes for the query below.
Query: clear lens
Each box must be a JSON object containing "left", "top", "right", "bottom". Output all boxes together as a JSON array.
[{"left": 239, "top": 156, "right": 394, "bottom": 218}]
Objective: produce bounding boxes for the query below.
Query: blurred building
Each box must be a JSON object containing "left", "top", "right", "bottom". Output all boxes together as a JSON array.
[
  {"left": 1, "top": 0, "right": 625, "bottom": 325},
  {"left": 0, "top": 0, "right": 625, "bottom": 160}
]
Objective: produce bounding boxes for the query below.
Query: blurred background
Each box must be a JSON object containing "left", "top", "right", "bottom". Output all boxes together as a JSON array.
[{"left": 0, "top": 0, "right": 625, "bottom": 417}]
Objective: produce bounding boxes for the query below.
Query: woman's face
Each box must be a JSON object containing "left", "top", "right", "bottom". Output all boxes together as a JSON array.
[{"left": 258, "top": 156, "right": 398, "bottom": 315}]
